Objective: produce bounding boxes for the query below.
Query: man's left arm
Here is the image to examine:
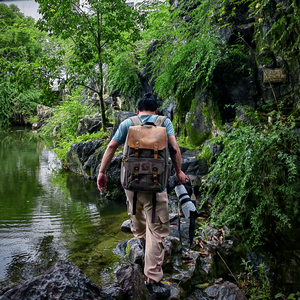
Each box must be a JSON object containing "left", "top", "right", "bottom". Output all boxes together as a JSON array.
[{"left": 168, "top": 135, "right": 189, "bottom": 184}]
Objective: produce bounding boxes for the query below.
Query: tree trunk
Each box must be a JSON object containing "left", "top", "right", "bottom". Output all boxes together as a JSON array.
[
  {"left": 97, "top": 79, "right": 106, "bottom": 132},
  {"left": 96, "top": 8, "right": 106, "bottom": 132}
]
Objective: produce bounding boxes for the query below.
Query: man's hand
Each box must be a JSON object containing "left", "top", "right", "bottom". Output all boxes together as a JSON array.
[
  {"left": 176, "top": 170, "right": 190, "bottom": 184},
  {"left": 97, "top": 172, "right": 107, "bottom": 192}
]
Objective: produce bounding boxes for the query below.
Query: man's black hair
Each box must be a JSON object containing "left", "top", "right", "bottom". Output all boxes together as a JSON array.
[{"left": 137, "top": 93, "right": 158, "bottom": 112}]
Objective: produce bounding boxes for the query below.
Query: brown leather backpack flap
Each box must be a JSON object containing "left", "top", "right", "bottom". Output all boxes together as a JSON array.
[{"left": 127, "top": 126, "right": 167, "bottom": 150}]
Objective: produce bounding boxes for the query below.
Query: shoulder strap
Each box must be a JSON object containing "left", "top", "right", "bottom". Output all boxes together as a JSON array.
[
  {"left": 129, "top": 116, "right": 142, "bottom": 126},
  {"left": 154, "top": 116, "right": 167, "bottom": 127}
]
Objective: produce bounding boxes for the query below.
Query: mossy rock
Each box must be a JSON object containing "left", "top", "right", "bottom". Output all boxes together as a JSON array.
[{"left": 184, "top": 90, "right": 223, "bottom": 147}]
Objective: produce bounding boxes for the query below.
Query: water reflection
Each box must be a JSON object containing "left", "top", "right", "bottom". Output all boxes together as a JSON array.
[{"left": 0, "top": 128, "right": 130, "bottom": 294}]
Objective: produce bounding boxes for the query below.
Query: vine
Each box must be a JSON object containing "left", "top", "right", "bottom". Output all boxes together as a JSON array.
[{"left": 200, "top": 119, "right": 300, "bottom": 248}]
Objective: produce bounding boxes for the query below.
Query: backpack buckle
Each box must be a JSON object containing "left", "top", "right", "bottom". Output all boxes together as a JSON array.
[
  {"left": 153, "top": 167, "right": 158, "bottom": 185},
  {"left": 154, "top": 142, "right": 158, "bottom": 159},
  {"left": 134, "top": 167, "right": 139, "bottom": 183},
  {"left": 135, "top": 142, "right": 139, "bottom": 157}
]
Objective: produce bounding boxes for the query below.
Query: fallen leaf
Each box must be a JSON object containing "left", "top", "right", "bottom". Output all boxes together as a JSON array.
[
  {"left": 215, "top": 278, "right": 223, "bottom": 284},
  {"left": 195, "top": 283, "right": 210, "bottom": 289},
  {"left": 183, "top": 259, "right": 194, "bottom": 264},
  {"left": 200, "top": 252, "right": 209, "bottom": 257},
  {"left": 212, "top": 236, "right": 219, "bottom": 242}
]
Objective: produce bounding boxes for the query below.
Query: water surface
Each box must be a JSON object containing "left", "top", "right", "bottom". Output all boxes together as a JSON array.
[{"left": 0, "top": 127, "right": 130, "bottom": 294}]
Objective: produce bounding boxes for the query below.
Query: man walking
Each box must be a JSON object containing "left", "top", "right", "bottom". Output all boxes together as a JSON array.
[{"left": 97, "top": 93, "right": 188, "bottom": 299}]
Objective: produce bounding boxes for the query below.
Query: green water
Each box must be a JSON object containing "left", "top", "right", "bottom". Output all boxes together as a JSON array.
[{"left": 0, "top": 127, "right": 131, "bottom": 295}]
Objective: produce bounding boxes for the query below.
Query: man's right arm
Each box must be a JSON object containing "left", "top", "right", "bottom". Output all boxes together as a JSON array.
[{"left": 97, "top": 139, "right": 120, "bottom": 192}]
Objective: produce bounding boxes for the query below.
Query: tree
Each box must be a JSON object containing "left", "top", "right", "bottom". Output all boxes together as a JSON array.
[
  {"left": 0, "top": 4, "right": 49, "bottom": 127},
  {"left": 36, "top": 0, "right": 146, "bottom": 131}
]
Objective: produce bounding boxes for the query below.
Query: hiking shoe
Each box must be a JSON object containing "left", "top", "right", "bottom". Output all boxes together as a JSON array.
[{"left": 146, "top": 281, "right": 171, "bottom": 300}]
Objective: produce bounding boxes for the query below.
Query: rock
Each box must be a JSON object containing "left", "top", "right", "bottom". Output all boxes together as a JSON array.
[
  {"left": 112, "top": 240, "right": 129, "bottom": 258},
  {"left": 187, "top": 289, "right": 209, "bottom": 300},
  {"left": 127, "top": 238, "right": 145, "bottom": 266},
  {"left": 101, "top": 153, "right": 125, "bottom": 199},
  {"left": 67, "top": 140, "right": 107, "bottom": 180},
  {"left": 0, "top": 260, "right": 112, "bottom": 300},
  {"left": 163, "top": 236, "right": 182, "bottom": 266},
  {"left": 77, "top": 113, "right": 102, "bottom": 136},
  {"left": 32, "top": 122, "right": 40, "bottom": 130},
  {"left": 204, "top": 140, "right": 222, "bottom": 164},
  {"left": 204, "top": 281, "right": 246, "bottom": 300},
  {"left": 120, "top": 219, "right": 132, "bottom": 232},
  {"left": 37, "top": 104, "right": 52, "bottom": 119},
  {"left": 67, "top": 140, "right": 102, "bottom": 176},
  {"left": 104, "top": 264, "right": 151, "bottom": 300}
]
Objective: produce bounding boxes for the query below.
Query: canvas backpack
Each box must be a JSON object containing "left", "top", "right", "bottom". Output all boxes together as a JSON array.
[{"left": 120, "top": 115, "right": 172, "bottom": 194}]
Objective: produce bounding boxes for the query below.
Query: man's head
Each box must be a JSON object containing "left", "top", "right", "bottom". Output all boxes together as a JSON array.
[{"left": 137, "top": 93, "right": 158, "bottom": 113}]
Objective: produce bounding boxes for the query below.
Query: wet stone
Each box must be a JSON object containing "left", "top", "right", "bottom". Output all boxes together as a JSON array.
[
  {"left": 120, "top": 219, "right": 132, "bottom": 232},
  {"left": 104, "top": 263, "right": 151, "bottom": 300},
  {"left": 0, "top": 260, "right": 112, "bottom": 300},
  {"left": 204, "top": 281, "right": 246, "bottom": 300}
]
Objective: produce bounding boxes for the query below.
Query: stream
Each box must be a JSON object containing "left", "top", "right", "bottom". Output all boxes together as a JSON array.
[{"left": 0, "top": 127, "right": 131, "bottom": 295}]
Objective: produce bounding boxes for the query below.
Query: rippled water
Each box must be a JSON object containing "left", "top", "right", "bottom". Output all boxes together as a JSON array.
[{"left": 0, "top": 127, "right": 131, "bottom": 294}]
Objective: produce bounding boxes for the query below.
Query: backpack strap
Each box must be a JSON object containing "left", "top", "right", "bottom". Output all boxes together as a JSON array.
[
  {"left": 151, "top": 193, "right": 157, "bottom": 223},
  {"left": 154, "top": 116, "right": 167, "bottom": 127},
  {"left": 130, "top": 116, "right": 143, "bottom": 126},
  {"left": 132, "top": 192, "right": 138, "bottom": 215}
]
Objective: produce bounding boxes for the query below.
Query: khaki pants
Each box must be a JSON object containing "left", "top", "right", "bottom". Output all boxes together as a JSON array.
[{"left": 125, "top": 190, "right": 170, "bottom": 283}]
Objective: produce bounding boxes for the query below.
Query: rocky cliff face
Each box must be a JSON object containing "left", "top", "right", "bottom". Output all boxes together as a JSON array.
[{"left": 137, "top": 0, "right": 300, "bottom": 146}]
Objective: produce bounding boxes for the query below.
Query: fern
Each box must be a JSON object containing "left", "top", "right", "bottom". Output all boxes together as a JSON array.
[{"left": 201, "top": 120, "right": 300, "bottom": 248}]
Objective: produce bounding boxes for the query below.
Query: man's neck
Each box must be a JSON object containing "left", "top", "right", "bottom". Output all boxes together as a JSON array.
[{"left": 138, "top": 110, "right": 157, "bottom": 116}]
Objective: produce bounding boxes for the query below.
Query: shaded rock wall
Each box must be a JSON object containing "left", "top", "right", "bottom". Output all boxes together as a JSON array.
[{"left": 136, "top": 0, "right": 300, "bottom": 146}]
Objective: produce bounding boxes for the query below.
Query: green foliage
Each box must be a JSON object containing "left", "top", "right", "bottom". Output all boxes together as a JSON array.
[
  {"left": 107, "top": 51, "right": 142, "bottom": 100},
  {"left": 238, "top": 259, "right": 271, "bottom": 299},
  {"left": 200, "top": 120, "right": 300, "bottom": 248},
  {"left": 276, "top": 292, "right": 300, "bottom": 300},
  {"left": 0, "top": 3, "right": 33, "bottom": 27},
  {"left": 54, "top": 131, "right": 108, "bottom": 167},
  {"left": 0, "top": 3, "right": 61, "bottom": 112},
  {"left": 217, "top": 0, "right": 300, "bottom": 52},
  {"left": 148, "top": 0, "right": 248, "bottom": 101},
  {"left": 36, "top": 0, "right": 148, "bottom": 130},
  {"left": 249, "top": 0, "right": 300, "bottom": 52},
  {"left": 0, "top": 75, "right": 15, "bottom": 128},
  {"left": 0, "top": 75, "right": 40, "bottom": 128},
  {"left": 40, "top": 88, "right": 95, "bottom": 139},
  {"left": 198, "top": 144, "right": 213, "bottom": 166}
]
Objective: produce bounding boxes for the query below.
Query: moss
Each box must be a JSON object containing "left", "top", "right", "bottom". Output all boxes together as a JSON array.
[
  {"left": 177, "top": 135, "right": 198, "bottom": 150},
  {"left": 188, "top": 130, "right": 211, "bottom": 146},
  {"left": 201, "top": 105, "right": 210, "bottom": 119},
  {"left": 212, "top": 102, "right": 223, "bottom": 129},
  {"left": 172, "top": 114, "right": 179, "bottom": 134},
  {"left": 68, "top": 210, "right": 130, "bottom": 287}
]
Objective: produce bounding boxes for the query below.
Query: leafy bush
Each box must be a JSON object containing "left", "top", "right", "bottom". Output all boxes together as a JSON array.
[
  {"left": 238, "top": 259, "right": 271, "bottom": 299},
  {"left": 201, "top": 120, "right": 300, "bottom": 248},
  {"left": 107, "top": 51, "right": 142, "bottom": 101},
  {"left": 54, "top": 131, "right": 108, "bottom": 167},
  {"left": 0, "top": 75, "right": 40, "bottom": 128},
  {"left": 149, "top": 0, "right": 248, "bottom": 101},
  {"left": 40, "top": 88, "right": 96, "bottom": 139},
  {"left": 0, "top": 75, "right": 15, "bottom": 128}
]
